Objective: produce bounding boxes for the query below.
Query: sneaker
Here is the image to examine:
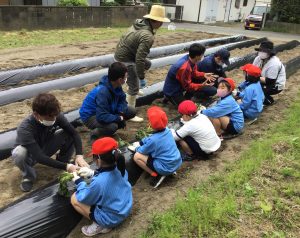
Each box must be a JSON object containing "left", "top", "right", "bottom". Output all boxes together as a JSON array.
[
  {"left": 130, "top": 116, "right": 144, "bottom": 122},
  {"left": 221, "top": 132, "right": 242, "bottom": 140},
  {"left": 81, "top": 222, "right": 112, "bottom": 237},
  {"left": 150, "top": 175, "right": 166, "bottom": 189},
  {"left": 161, "top": 96, "right": 169, "bottom": 104},
  {"left": 138, "top": 90, "right": 144, "bottom": 96},
  {"left": 20, "top": 178, "right": 33, "bottom": 192},
  {"left": 180, "top": 151, "right": 194, "bottom": 161},
  {"left": 128, "top": 141, "right": 140, "bottom": 152},
  {"left": 246, "top": 118, "right": 257, "bottom": 126}
]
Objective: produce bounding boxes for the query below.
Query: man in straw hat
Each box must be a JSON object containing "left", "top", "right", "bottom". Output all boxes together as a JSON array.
[{"left": 114, "top": 5, "right": 170, "bottom": 122}]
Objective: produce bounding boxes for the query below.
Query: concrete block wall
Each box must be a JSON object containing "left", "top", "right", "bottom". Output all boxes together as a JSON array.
[{"left": 0, "top": 6, "right": 147, "bottom": 30}]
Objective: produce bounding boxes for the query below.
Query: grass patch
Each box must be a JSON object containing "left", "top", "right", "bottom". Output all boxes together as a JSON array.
[
  {"left": 141, "top": 96, "right": 300, "bottom": 237},
  {"left": 0, "top": 27, "right": 178, "bottom": 49},
  {"left": 263, "top": 26, "right": 300, "bottom": 34}
]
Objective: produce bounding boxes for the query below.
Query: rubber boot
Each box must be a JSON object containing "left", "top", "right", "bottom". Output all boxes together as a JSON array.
[{"left": 127, "top": 95, "right": 143, "bottom": 122}]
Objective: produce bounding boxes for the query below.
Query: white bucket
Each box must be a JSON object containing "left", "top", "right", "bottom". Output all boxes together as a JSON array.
[{"left": 168, "top": 22, "right": 176, "bottom": 31}]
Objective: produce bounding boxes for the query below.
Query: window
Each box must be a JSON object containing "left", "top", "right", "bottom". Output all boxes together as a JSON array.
[
  {"left": 235, "top": 0, "right": 241, "bottom": 8},
  {"left": 243, "top": 0, "right": 248, "bottom": 6}
]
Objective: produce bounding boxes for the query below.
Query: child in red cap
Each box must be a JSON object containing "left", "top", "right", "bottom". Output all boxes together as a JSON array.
[
  {"left": 202, "top": 78, "right": 244, "bottom": 137},
  {"left": 172, "top": 100, "right": 221, "bottom": 160},
  {"left": 236, "top": 64, "right": 265, "bottom": 119},
  {"left": 71, "top": 137, "right": 132, "bottom": 237},
  {"left": 132, "top": 106, "right": 182, "bottom": 188}
]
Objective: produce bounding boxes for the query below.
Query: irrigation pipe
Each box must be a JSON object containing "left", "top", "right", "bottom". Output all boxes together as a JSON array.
[
  {"left": 0, "top": 37, "right": 268, "bottom": 107},
  {"left": 0, "top": 35, "right": 245, "bottom": 86},
  {"left": 0, "top": 40, "right": 298, "bottom": 161}
]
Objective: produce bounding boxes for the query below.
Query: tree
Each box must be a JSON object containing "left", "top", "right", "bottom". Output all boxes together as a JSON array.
[
  {"left": 271, "top": 0, "right": 300, "bottom": 23},
  {"left": 57, "top": 0, "right": 88, "bottom": 6}
]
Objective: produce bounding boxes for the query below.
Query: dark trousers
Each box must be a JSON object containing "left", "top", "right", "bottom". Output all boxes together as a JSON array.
[
  {"left": 84, "top": 106, "right": 136, "bottom": 139},
  {"left": 165, "top": 86, "right": 217, "bottom": 107},
  {"left": 12, "top": 130, "right": 74, "bottom": 181},
  {"left": 261, "top": 84, "right": 282, "bottom": 105}
]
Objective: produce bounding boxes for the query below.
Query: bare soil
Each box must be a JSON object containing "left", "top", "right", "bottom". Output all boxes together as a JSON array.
[{"left": 0, "top": 31, "right": 299, "bottom": 238}]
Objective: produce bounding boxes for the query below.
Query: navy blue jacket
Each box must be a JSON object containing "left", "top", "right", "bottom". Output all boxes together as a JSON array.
[
  {"left": 197, "top": 55, "right": 226, "bottom": 78},
  {"left": 79, "top": 76, "right": 127, "bottom": 124}
]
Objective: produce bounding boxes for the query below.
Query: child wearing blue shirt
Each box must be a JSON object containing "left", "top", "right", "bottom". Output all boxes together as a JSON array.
[
  {"left": 202, "top": 78, "right": 244, "bottom": 136},
  {"left": 71, "top": 137, "right": 132, "bottom": 237},
  {"left": 133, "top": 106, "right": 182, "bottom": 188},
  {"left": 237, "top": 64, "right": 265, "bottom": 119}
]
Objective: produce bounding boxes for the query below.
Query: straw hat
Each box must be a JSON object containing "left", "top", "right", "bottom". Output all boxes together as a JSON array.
[{"left": 143, "top": 5, "right": 170, "bottom": 23}]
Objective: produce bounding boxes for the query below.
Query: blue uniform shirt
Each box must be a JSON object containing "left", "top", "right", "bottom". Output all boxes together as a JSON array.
[
  {"left": 75, "top": 166, "right": 133, "bottom": 228},
  {"left": 202, "top": 94, "right": 244, "bottom": 133},
  {"left": 238, "top": 81, "right": 265, "bottom": 119},
  {"left": 137, "top": 128, "right": 182, "bottom": 175}
]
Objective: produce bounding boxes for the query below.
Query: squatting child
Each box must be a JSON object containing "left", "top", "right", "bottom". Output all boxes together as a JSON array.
[
  {"left": 71, "top": 137, "right": 132, "bottom": 237},
  {"left": 132, "top": 106, "right": 182, "bottom": 188},
  {"left": 202, "top": 78, "right": 244, "bottom": 137},
  {"left": 171, "top": 100, "right": 221, "bottom": 160},
  {"left": 237, "top": 64, "right": 265, "bottom": 119}
]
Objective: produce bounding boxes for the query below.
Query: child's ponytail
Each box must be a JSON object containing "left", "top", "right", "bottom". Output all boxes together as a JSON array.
[{"left": 112, "top": 150, "right": 126, "bottom": 177}]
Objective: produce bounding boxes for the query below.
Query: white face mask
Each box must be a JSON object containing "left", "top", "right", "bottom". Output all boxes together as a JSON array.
[
  {"left": 217, "top": 88, "right": 229, "bottom": 98},
  {"left": 258, "top": 52, "right": 269, "bottom": 60},
  {"left": 39, "top": 119, "right": 56, "bottom": 127}
]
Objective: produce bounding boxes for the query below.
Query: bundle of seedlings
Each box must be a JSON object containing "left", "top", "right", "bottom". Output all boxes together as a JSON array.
[
  {"left": 58, "top": 172, "right": 75, "bottom": 197},
  {"left": 135, "top": 126, "right": 154, "bottom": 141}
]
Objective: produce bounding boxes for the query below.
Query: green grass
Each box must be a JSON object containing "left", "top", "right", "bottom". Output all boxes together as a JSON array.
[
  {"left": 0, "top": 27, "right": 175, "bottom": 49},
  {"left": 141, "top": 95, "right": 300, "bottom": 237},
  {"left": 263, "top": 26, "right": 300, "bottom": 34}
]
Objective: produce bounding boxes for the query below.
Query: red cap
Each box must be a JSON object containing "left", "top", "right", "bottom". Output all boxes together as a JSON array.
[
  {"left": 88, "top": 137, "right": 118, "bottom": 156},
  {"left": 240, "top": 64, "right": 261, "bottom": 77},
  {"left": 178, "top": 100, "right": 197, "bottom": 115},
  {"left": 147, "top": 106, "right": 168, "bottom": 130},
  {"left": 218, "top": 77, "right": 236, "bottom": 92}
]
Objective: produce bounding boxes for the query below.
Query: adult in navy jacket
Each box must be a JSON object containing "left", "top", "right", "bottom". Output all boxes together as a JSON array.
[
  {"left": 80, "top": 62, "right": 136, "bottom": 140},
  {"left": 197, "top": 48, "right": 230, "bottom": 79}
]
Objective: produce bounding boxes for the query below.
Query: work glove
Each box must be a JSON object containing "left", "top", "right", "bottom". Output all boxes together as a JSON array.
[
  {"left": 232, "top": 89, "right": 238, "bottom": 97},
  {"left": 72, "top": 172, "right": 80, "bottom": 182},
  {"left": 139, "top": 79, "right": 147, "bottom": 88},
  {"left": 78, "top": 167, "right": 94, "bottom": 179},
  {"left": 66, "top": 163, "right": 77, "bottom": 173},
  {"left": 75, "top": 155, "right": 89, "bottom": 168},
  {"left": 128, "top": 141, "right": 140, "bottom": 152},
  {"left": 198, "top": 105, "right": 206, "bottom": 113}
]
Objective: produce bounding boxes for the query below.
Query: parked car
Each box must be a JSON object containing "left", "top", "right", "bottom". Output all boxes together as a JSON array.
[{"left": 244, "top": 4, "right": 270, "bottom": 30}]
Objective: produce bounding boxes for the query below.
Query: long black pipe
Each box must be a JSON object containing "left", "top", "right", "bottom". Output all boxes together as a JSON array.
[
  {"left": 0, "top": 39, "right": 299, "bottom": 162},
  {"left": 0, "top": 38, "right": 267, "bottom": 107},
  {"left": 0, "top": 35, "right": 245, "bottom": 86}
]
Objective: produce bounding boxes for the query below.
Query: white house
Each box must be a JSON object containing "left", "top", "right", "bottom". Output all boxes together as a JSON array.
[{"left": 165, "top": 0, "right": 258, "bottom": 23}]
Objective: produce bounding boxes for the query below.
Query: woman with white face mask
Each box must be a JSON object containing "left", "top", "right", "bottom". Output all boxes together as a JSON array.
[
  {"left": 11, "top": 93, "right": 88, "bottom": 192},
  {"left": 253, "top": 41, "right": 286, "bottom": 105}
]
